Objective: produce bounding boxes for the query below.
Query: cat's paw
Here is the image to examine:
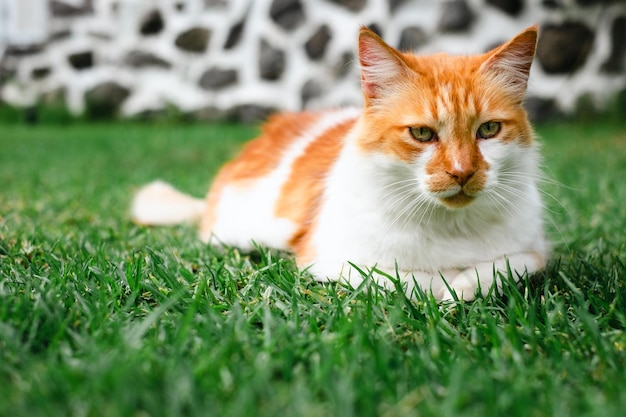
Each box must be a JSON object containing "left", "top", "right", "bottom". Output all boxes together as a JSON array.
[{"left": 439, "top": 270, "right": 481, "bottom": 301}]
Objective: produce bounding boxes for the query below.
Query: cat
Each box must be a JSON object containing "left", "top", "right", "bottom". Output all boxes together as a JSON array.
[{"left": 131, "top": 25, "right": 548, "bottom": 301}]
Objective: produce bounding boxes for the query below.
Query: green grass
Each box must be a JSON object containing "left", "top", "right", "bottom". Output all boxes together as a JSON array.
[{"left": 1, "top": 119, "right": 625, "bottom": 417}]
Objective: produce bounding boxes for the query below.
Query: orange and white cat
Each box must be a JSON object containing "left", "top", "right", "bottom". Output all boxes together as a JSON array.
[{"left": 132, "top": 26, "right": 547, "bottom": 301}]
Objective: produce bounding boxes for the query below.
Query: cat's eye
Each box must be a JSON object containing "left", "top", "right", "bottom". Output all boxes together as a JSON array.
[
  {"left": 409, "top": 126, "right": 437, "bottom": 143},
  {"left": 477, "top": 121, "right": 501, "bottom": 139}
]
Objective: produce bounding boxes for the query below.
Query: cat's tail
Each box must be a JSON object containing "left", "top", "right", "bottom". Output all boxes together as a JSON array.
[{"left": 131, "top": 180, "right": 205, "bottom": 226}]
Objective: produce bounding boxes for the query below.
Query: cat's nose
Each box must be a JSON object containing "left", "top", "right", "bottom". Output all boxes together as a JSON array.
[{"left": 446, "top": 169, "right": 475, "bottom": 186}]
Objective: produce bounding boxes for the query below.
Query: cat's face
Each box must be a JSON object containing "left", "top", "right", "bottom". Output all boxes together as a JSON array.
[{"left": 357, "top": 26, "right": 537, "bottom": 210}]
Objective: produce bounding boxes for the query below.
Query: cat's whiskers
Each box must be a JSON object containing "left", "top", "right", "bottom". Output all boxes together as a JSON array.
[
  {"left": 484, "top": 182, "right": 531, "bottom": 222},
  {"left": 379, "top": 180, "right": 420, "bottom": 201},
  {"left": 499, "top": 164, "right": 573, "bottom": 207},
  {"left": 378, "top": 177, "right": 421, "bottom": 190},
  {"left": 379, "top": 179, "right": 419, "bottom": 203},
  {"left": 500, "top": 172, "right": 571, "bottom": 214},
  {"left": 497, "top": 173, "right": 568, "bottom": 215},
  {"left": 380, "top": 178, "right": 419, "bottom": 201},
  {"left": 385, "top": 188, "right": 425, "bottom": 228},
  {"left": 415, "top": 196, "right": 437, "bottom": 228},
  {"left": 497, "top": 172, "right": 569, "bottom": 248},
  {"left": 378, "top": 178, "right": 421, "bottom": 205},
  {"left": 403, "top": 193, "right": 434, "bottom": 227},
  {"left": 381, "top": 169, "right": 548, "bottom": 232},
  {"left": 382, "top": 182, "right": 434, "bottom": 230},
  {"left": 484, "top": 191, "right": 517, "bottom": 219},
  {"left": 500, "top": 170, "right": 566, "bottom": 188}
]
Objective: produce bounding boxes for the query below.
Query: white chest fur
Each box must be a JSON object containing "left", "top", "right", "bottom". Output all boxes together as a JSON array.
[{"left": 308, "top": 133, "right": 546, "bottom": 283}]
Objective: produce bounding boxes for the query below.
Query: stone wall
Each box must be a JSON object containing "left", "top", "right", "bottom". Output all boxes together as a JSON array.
[{"left": 1, "top": 0, "right": 625, "bottom": 122}]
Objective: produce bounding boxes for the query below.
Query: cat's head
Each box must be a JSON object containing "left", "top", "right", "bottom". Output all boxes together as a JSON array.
[{"left": 357, "top": 26, "right": 538, "bottom": 210}]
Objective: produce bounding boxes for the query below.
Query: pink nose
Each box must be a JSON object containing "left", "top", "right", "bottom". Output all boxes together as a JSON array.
[{"left": 446, "top": 168, "right": 475, "bottom": 186}]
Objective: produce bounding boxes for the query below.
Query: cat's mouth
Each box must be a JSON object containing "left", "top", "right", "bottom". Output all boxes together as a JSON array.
[{"left": 440, "top": 191, "right": 475, "bottom": 208}]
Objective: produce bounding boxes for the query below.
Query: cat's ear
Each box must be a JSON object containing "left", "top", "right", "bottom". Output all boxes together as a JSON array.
[
  {"left": 358, "top": 27, "right": 410, "bottom": 105},
  {"left": 480, "top": 25, "right": 538, "bottom": 102}
]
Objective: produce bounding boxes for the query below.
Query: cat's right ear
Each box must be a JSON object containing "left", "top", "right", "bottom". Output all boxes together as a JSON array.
[{"left": 358, "top": 27, "right": 410, "bottom": 105}]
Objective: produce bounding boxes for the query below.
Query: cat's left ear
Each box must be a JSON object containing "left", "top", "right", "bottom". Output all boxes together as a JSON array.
[{"left": 480, "top": 25, "right": 538, "bottom": 102}]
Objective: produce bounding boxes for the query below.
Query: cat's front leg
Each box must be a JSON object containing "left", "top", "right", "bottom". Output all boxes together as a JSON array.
[
  {"left": 440, "top": 251, "right": 546, "bottom": 301},
  {"left": 337, "top": 264, "right": 459, "bottom": 300}
]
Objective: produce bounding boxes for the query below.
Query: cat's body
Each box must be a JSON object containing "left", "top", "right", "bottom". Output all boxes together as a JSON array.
[{"left": 132, "top": 26, "right": 548, "bottom": 300}]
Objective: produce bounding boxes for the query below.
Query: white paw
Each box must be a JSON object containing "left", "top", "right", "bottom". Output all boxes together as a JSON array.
[{"left": 440, "top": 271, "right": 480, "bottom": 301}]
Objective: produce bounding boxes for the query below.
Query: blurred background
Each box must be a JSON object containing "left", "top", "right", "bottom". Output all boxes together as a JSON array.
[{"left": 0, "top": 0, "right": 624, "bottom": 123}]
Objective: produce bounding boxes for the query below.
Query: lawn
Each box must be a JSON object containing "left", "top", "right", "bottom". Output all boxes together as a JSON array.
[{"left": 1, "top": 118, "right": 625, "bottom": 417}]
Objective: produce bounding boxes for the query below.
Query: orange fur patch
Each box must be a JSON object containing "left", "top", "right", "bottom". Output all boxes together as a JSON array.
[
  {"left": 276, "top": 118, "right": 357, "bottom": 262},
  {"left": 221, "top": 111, "right": 322, "bottom": 181},
  {"left": 199, "top": 112, "right": 321, "bottom": 235}
]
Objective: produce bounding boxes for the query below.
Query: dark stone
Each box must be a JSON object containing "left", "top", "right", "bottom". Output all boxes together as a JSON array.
[
  {"left": 37, "top": 88, "right": 75, "bottom": 124},
  {"left": 40, "top": 87, "right": 66, "bottom": 105},
  {"left": 542, "top": 0, "right": 561, "bottom": 8},
  {"left": 301, "top": 79, "right": 323, "bottom": 107},
  {"left": 601, "top": 15, "right": 626, "bottom": 74},
  {"left": 68, "top": 51, "right": 94, "bottom": 70},
  {"left": 367, "top": 23, "right": 383, "bottom": 38},
  {"left": 32, "top": 67, "right": 51, "bottom": 79},
  {"left": 192, "top": 106, "right": 232, "bottom": 121},
  {"left": 51, "top": 29, "right": 72, "bottom": 41},
  {"left": 224, "top": 19, "right": 245, "bottom": 49},
  {"left": 574, "top": 93, "right": 603, "bottom": 120},
  {"left": 523, "top": 96, "right": 563, "bottom": 123},
  {"left": 611, "top": 87, "right": 626, "bottom": 117},
  {"left": 269, "top": 0, "right": 305, "bottom": 31},
  {"left": 305, "top": 25, "right": 332, "bottom": 60},
  {"left": 88, "top": 31, "right": 112, "bottom": 41},
  {"left": 233, "top": 104, "right": 276, "bottom": 123},
  {"left": 175, "top": 28, "right": 211, "bottom": 53},
  {"left": 398, "top": 26, "right": 427, "bottom": 51},
  {"left": 50, "top": 0, "right": 93, "bottom": 17},
  {"left": 5, "top": 45, "right": 44, "bottom": 56},
  {"left": 131, "top": 108, "right": 167, "bottom": 120},
  {"left": 84, "top": 82, "right": 130, "bottom": 119},
  {"left": 0, "top": 64, "right": 16, "bottom": 85},
  {"left": 333, "top": 52, "right": 354, "bottom": 78},
  {"left": 24, "top": 107, "right": 38, "bottom": 125},
  {"left": 204, "top": 0, "right": 228, "bottom": 7},
  {"left": 389, "top": 0, "right": 408, "bottom": 13},
  {"left": 198, "top": 67, "right": 239, "bottom": 90},
  {"left": 484, "top": 40, "right": 505, "bottom": 53},
  {"left": 327, "top": 0, "right": 367, "bottom": 12},
  {"left": 123, "top": 50, "right": 171, "bottom": 69},
  {"left": 175, "top": 2, "right": 185, "bottom": 11},
  {"left": 575, "top": 0, "right": 613, "bottom": 5},
  {"left": 439, "top": 0, "right": 474, "bottom": 33},
  {"left": 486, "top": 0, "right": 524, "bottom": 16},
  {"left": 259, "top": 39, "right": 285, "bottom": 81},
  {"left": 536, "top": 22, "right": 594, "bottom": 74},
  {"left": 140, "top": 10, "right": 164, "bottom": 36}
]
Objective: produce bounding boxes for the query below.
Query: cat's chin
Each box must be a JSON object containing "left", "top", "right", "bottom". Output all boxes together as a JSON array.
[{"left": 439, "top": 192, "right": 475, "bottom": 209}]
